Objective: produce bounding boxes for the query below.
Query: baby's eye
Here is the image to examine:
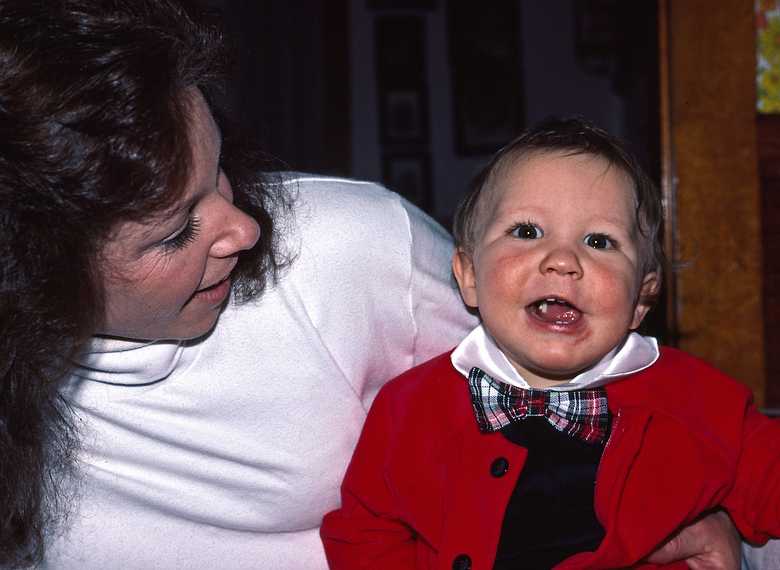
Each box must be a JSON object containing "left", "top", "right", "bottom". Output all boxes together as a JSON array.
[
  {"left": 511, "top": 223, "right": 543, "bottom": 240},
  {"left": 584, "top": 233, "right": 615, "bottom": 250}
]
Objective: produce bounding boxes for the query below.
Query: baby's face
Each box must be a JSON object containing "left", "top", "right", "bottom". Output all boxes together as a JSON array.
[{"left": 453, "top": 151, "right": 657, "bottom": 388}]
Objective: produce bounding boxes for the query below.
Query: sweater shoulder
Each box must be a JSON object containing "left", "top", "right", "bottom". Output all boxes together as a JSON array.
[
  {"left": 283, "top": 174, "right": 405, "bottom": 220},
  {"left": 277, "top": 174, "right": 415, "bottom": 270}
]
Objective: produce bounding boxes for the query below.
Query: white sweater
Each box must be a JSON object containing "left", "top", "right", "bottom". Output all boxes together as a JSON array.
[
  {"left": 47, "top": 176, "right": 476, "bottom": 569},
  {"left": 743, "top": 542, "right": 780, "bottom": 569}
]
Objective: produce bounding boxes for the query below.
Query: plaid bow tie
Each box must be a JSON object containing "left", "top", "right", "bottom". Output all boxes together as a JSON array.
[{"left": 466, "top": 367, "right": 610, "bottom": 445}]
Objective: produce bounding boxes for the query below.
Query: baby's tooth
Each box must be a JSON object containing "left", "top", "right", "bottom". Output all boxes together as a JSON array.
[{"left": 539, "top": 301, "right": 548, "bottom": 314}]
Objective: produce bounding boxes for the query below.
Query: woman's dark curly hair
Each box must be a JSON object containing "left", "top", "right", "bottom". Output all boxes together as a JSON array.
[{"left": 0, "top": 0, "right": 287, "bottom": 565}]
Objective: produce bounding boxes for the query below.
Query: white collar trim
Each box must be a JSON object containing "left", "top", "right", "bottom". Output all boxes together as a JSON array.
[{"left": 450, "top": 324, "right": 659, "bottom": 391}]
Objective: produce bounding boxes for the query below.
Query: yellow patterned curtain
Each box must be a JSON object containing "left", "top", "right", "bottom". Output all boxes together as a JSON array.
[{"left": 758, "top": 0, "right": 780, "bottom": 112}]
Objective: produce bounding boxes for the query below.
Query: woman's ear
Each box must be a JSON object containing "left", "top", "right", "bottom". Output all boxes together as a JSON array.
[
  {"left": 630, "top": 271, "right": 660, "bottom": 330},
  {"left": 452, "top": 248, "right": 478, "bottom": 309}
]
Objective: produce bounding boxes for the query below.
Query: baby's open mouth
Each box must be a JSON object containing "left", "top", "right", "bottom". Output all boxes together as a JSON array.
[{"left": 528, "top": 297, "right": 582, "bottom": 325}]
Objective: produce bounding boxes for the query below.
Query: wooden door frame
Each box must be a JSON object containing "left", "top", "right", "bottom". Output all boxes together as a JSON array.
[{"left": 658, "top": 0, "right": 766, "bottom": 404}]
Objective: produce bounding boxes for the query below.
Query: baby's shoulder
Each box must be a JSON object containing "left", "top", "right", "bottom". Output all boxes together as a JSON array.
[
  {"left": 372, "top": 352, "right": 469, "bottom": 417},
  {"left": 654, "top": 346, "right": 749, "bottom": 392},
  {"left": 609, "top": 346, "right": 753, "bottom": 425}
]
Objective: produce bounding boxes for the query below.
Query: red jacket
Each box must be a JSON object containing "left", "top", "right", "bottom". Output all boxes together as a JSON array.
[{"left": 321, "top": 348, "right": 780, "bottom": 569}]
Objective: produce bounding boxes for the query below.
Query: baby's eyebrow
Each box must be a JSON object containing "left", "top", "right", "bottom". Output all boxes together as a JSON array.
[{"left": 591, "top": 215, "right": 633, "bottom": 228}]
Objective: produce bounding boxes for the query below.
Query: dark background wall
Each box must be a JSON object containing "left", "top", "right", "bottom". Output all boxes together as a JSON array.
[
  {"left": 212, "top": 0, "right": 659, "bottom": 228},
  {"left": 201, "top": 0, "right": 780, "bottom": 408}
]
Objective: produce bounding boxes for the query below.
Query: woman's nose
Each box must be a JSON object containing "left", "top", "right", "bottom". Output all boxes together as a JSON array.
[
  {"left": 210, "top": 203, "right": 261, "bottom": 258},
  {"left": 539, "top": 246, "right": 583, "bottom": 278}
]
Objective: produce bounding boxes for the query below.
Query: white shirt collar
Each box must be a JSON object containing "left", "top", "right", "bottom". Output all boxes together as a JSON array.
[
  {"left": 450, "top": 324, "right": 659, "bottom": 391},
  {"left": 71, "top": 336, "right": 184, "bottom": 386}
]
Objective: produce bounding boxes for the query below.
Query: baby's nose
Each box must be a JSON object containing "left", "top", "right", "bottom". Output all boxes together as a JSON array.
[{"left": 539, "top": 247, "right": 583, "bottom": 278}]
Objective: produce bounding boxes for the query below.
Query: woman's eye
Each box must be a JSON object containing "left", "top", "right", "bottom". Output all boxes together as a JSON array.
[
  {"left": 584, "top": 233, "right": 614, "bottom": 250},
  {"left": 160, "top": 217, "right": 201, "bottom": 252},
  {"left": 511, "top": 223, "right": 543, "bottom": 240}
]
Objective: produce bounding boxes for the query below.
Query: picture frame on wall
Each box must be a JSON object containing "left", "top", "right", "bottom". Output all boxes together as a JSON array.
[
  {"left": 382, "top": 154, "right": 432, "bottom": 211},
  {"left": 382, "top": 90, "right": 425, "bottom": 143},
  {"left": 375, "top": 14, "right": 429, "bottom": 145},
  {"left": 367, "top": 0, "right": 437, "bottom": 11},
  {"left": 573, "top": 0, "right": 619, "bottom": 75},
  {"left": 448, "top": 1, "right": 524, "bottom": 155}
]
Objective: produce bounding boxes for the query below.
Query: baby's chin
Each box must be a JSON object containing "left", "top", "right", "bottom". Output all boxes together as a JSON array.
[
  {"left": 523, "top": 372, "right": 580, "bottom": 389},
  {"left": 510, "top": 358, "right": 599, "bottom": 389}
]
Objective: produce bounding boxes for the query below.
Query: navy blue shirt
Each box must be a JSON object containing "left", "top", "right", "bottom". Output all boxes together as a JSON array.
[{"left": 493, "top": 415, "right": 609, "bottom": 569}]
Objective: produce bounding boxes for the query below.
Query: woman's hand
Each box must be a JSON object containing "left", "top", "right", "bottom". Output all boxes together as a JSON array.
[{"left": 646, "top": 510, "right": 741, "bottom": 569}]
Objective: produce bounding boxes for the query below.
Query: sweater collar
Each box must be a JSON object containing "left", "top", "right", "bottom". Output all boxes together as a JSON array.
[
  {"left": 71, "top": 336, "right": 184, "bottom": 386},
  {"left": 451, "top": 324, "right": 658, "bottom": 391}
]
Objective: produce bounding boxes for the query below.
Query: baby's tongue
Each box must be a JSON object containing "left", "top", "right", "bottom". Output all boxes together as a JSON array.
[{"left": 535, "top": 301, "right": 581, "bottom": 324}]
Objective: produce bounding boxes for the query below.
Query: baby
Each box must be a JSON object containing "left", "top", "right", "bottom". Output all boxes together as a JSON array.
[{"left": 321, "top": 118, "right": 780, "bottom": 569}]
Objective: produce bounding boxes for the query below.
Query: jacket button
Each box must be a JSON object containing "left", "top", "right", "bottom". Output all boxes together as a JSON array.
[
  {"left": 452, "top": 554, "right": 472, "bottom": 570},
  {"left": 490, "top": 457, "right": 509, "bottom": 477}
]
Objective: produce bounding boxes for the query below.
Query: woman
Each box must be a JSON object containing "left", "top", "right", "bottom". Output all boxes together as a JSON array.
[
  {"left": 0, "top": 1, "right": 473, "bottom": 567},
  {"left": 0, "top": 0, "right": 742, "bottom": 568}
]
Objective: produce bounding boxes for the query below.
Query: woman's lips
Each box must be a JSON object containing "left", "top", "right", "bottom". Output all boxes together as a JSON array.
[{"left": 193, "top": 277, "right": 231, "bottom": 305}]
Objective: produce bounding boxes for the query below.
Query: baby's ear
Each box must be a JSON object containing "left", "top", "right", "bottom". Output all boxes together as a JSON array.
[
  {"left": 630, "top": 272, "right": 660, "bottom": 330},
  {"left": 452, "top": 248, "right": 478, "bottom": 309}
]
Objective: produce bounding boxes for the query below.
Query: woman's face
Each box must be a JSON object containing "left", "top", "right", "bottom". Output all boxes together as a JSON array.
[{"left": 97, "top": 91, "right": 260, "bottom": 340}]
